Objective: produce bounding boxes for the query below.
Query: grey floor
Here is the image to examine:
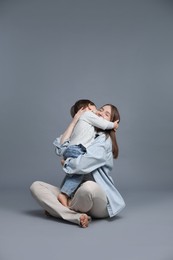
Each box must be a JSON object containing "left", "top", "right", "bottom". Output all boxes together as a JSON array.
[{"left": 0, "top": 188, "right": 173, "bottom": 260}]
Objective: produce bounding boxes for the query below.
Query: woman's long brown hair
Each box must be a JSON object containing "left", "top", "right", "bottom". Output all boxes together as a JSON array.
[{"left": 101, "top": 104, "right": 120, "bottom": 159}]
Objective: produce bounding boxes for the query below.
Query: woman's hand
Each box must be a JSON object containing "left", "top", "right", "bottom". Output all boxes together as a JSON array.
[{"left": 72, "top": 107, "right": 87, "bottom": 124}]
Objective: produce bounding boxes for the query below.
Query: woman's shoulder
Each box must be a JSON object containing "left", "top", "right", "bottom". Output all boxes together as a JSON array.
[{"left": 96, "top": 132, "right": 112, "bottom": 146}]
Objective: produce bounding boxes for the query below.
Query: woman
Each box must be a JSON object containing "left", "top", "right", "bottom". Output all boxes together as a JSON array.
[{"left": 30, "top": 104, "right": 125, "bottom": 228}]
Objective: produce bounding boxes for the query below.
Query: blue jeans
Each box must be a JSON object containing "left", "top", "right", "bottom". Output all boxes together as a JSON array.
[{"left": 61, "top": 144, "right": 86, "bottom": 197}]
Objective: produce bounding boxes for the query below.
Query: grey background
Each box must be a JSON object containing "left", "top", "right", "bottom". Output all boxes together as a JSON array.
[
  {"left": 0, "top": 0, "right": 173, "bottom": 191},
  {"left": 0, "top": 1, "right": 173, "bottom": 260}
]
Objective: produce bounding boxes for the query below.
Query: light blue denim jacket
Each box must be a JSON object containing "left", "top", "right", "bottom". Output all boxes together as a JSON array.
[{"left": 53, "top": 132, "right": 125, "bottom": 217}]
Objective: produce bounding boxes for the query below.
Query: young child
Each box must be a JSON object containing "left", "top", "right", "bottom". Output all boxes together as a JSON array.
[{"left": 53, "top": 99, "right": 119, "bottom": 206}]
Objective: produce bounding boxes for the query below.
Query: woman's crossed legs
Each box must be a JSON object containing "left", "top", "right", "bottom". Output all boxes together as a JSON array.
[{"left": 30, "top": 180, "right": 108, "bottom": 228}]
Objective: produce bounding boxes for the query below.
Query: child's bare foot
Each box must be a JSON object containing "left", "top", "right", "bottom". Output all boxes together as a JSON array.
[
  {"left": 79, "top": 214, "right": 91, "bottom": 228},
  {"left": 58, "top": 193, "right": 69, "bottom": 207}
]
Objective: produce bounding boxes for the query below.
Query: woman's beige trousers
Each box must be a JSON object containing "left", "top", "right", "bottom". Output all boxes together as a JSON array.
[{"left": 30, "top": 180, "right": 109, "bottom": 226}]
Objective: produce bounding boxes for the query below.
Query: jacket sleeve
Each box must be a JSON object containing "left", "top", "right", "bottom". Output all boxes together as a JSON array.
[
  {"left": 63, "top": 134, "right": 113, "bottom": 175},
  {"left": 53, "top": 136, "right": 70, "bottom": 157}
]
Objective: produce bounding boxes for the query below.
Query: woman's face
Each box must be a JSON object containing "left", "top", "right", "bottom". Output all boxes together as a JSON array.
[{"left": 97, "top": 105, "right": 112, "bottom": 121}]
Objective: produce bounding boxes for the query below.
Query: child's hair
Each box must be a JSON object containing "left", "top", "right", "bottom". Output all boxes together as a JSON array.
[{"left": 70, "top": 99, "right": 95, "bottom": 117}]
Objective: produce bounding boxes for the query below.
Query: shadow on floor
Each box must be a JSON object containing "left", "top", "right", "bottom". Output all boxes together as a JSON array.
[{"left": 23, "top": 209, "right": 81, "bottom": 227}]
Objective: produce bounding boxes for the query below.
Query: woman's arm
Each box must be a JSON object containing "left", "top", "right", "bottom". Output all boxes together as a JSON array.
[
  {"left": 63, "top": 133, "right": 113, "bottom": 175},
  {"left": 60, "top": 108, "right": 86, "bottom": 144}
]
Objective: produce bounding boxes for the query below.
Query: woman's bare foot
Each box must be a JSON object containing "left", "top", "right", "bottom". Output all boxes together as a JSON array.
[
  {"left": 58, "top": 193, "right": 69, "bottom": 207},
  {"left": 80, "top": 214, "right": 91, "bottom": 228}
]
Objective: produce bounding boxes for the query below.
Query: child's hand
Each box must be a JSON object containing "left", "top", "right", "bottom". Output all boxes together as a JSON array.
[
  {"left": 113, "top": 120, "right": 119, "bottom": 131},
  {"left": 61, "top": 159, "right": 65, "bottom": 166}
]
